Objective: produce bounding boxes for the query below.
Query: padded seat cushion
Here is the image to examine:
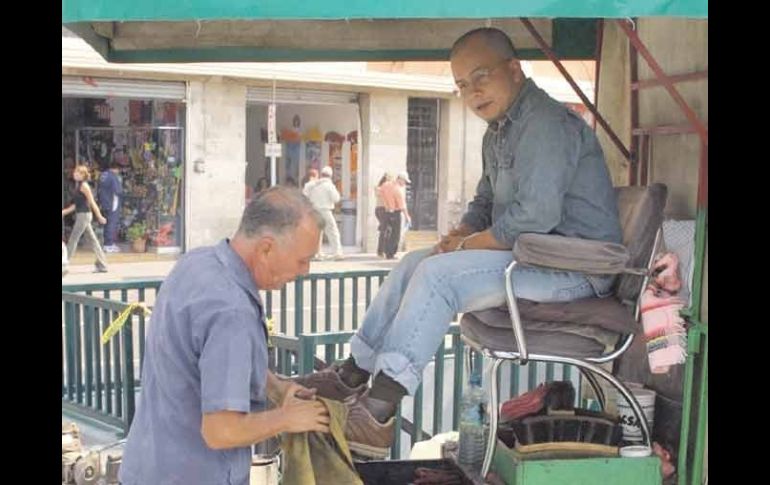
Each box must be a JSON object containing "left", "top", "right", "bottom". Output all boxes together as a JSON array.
[
  {"left": 460, "top": 311, "right": 616, "bottom": 358},
  {"left": 514, "top": 297, "right": 640, "bottom": 335}
]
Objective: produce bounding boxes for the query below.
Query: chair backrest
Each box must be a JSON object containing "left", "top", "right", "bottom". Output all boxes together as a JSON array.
[{"left": 614, "top": 183, "right": 668, "bottom": 303}]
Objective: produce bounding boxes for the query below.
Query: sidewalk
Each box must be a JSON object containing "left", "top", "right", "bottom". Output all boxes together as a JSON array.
[{"left": 62, "top": 246, "right": 412, "bottom": 285}]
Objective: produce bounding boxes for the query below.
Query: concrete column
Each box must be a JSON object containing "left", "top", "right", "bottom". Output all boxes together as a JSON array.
[{"left": 185, "top": 78, "right": 247, "bottom": 250}]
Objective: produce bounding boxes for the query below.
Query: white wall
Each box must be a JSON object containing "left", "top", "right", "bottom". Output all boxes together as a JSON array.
[
  {"left": 437, "top": 98, "right": 486, "bottom": 235},
  {"left": 359, "top": 91, "right": 410, "bottom": 252}
]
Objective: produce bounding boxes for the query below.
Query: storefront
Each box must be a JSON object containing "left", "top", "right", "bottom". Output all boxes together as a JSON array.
[
  {"left": 62, "top": 77, "right": 187, "bottom": 254},
  {"left": 245, "top": 87, "right": 361, "bottom": 245}
]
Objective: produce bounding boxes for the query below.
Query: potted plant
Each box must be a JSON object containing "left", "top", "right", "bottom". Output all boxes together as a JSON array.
[{"left": 127, "top": 222, "right": 148, "bottom": 253}]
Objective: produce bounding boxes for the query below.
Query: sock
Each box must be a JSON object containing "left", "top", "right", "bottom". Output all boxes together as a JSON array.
[
  {"left": 338, "top": 355, "right": 370, "bottom": 388},
  {"left": 369, "top": 372, "right": 408, "bottom": 405}
]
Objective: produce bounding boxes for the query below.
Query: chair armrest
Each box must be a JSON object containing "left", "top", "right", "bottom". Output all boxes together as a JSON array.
[{"left": 513, "top": 233, "right": 639, "bottom": 275}]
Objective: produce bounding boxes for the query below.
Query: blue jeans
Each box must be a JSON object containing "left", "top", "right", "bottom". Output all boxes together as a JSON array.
[
  {"left": 350, "top": 248, "right": 614, "bottom": 394},
  {"left": 104, "top": 209, "right": 120, "bottom": 246}
]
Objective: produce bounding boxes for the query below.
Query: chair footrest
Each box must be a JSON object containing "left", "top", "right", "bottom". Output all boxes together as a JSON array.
[{"left": 501, "top": 413, "right": 622, "bottom": 448}]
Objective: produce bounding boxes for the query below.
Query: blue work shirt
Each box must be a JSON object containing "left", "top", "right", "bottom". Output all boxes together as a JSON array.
[
  {"left": 97, "top": 170, "right": 123, "bottom": 213},
  {"left": 119, "top": 239, "right": 268, "bottom": 485}
]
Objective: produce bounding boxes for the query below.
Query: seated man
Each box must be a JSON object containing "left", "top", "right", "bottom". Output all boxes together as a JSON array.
[{"left": 299, "top": 27, "right": 623, "bottom": 458}]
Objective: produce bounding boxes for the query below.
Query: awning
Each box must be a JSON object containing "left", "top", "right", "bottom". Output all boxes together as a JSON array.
[{"left": 62, "top": 1, "right": 707, "bottom": 63}]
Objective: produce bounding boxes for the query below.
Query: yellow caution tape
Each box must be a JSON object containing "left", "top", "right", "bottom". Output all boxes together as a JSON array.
[
  {"left": 101, "top": 303, "right": 151, "bottom": 345},
  {"left": 265, "top": 317, "right": 275, "bottom": 347}
]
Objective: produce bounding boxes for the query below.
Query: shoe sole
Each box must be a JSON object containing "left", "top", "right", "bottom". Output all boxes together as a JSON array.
[{"left": 348, "top": 441, "right": 390, "bottom": 459}]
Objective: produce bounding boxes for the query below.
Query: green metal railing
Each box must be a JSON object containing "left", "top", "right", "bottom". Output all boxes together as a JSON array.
[
  {"left": 60, "top": 271, "right": 391, "bottom": 432},
  {"left": 264, "top": 270, "right": 389, "bottom": 336},
  {"left": 62, "top": 291, "right": 142, "bottom": 433},
  {"left": 62, "top": 279, "right": 164, "bottom": 303},
  {"left": 63, "top": 279, "right": 161, "bottom": 395},
  {"left": 62, "top": 270, "right": 582, "bottom": 455}
]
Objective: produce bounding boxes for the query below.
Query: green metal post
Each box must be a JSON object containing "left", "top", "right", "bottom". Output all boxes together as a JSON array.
[{"left": 433, "top": 343, "right": 445, "bottom": 435}]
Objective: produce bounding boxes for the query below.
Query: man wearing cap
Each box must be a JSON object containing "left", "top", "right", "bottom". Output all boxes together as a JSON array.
[
  {"left": 395, "top": 171, "right": 412, "bottom": 252},
  {"left": 304, "top": 165, "right": 344, "bottom": 260},
  {"left": 377, "top": 172, "right": 410, "bottom": 259},
  {"left": 295, "top": 27, "right": 622, "bottom": 459}
]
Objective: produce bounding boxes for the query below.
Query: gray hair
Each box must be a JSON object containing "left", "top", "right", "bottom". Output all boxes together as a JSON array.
[
  {"left": 450, "top": 27, "right": 518, "bottom": 60},
  {"left": 237, "top": 186, "right": 324, "bottom": 240}
]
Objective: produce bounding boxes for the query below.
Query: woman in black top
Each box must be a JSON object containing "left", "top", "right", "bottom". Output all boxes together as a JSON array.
[{"left": 62, "top": 165, "right": 109, "bottom": 273}]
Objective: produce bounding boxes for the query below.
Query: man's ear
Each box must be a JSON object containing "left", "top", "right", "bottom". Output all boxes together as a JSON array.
[
  {"left": 254, "top": 235, "right": 275, "bottom": 259},
  {"left": 507, "top": 58, "right": 523, "bottom": 80}
]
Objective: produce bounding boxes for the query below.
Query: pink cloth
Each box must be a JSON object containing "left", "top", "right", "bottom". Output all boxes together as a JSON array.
[{"left": 640, "top": 253, "right": 687, "bottom": 374}]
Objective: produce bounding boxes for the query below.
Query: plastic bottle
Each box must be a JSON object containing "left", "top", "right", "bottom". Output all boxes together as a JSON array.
[{"left": 457, "top": 373, "right": 489, "bottom": 470}]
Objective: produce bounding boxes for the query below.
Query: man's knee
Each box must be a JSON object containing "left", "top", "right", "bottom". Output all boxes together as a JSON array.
[{"left": 409, "top": 254, "right": 451, "bottom": 285}]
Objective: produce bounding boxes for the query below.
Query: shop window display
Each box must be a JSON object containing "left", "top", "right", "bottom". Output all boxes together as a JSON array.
[{"left": 62, "top": 97, "right": 185, "bottom": 251}]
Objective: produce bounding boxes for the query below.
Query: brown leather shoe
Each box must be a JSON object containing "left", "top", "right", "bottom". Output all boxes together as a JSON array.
[
  {"left": 290, "top": 365, "right": 367, "bottom": 402},
  {"left": 344, "top": 393, "right": 396, "bottom": 459}
]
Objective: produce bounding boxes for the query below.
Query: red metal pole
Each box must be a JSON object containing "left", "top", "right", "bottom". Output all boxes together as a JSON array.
[
  {"left": 616, "top": 19, "right": 708, "bottom": 147},
  {"left": 629, "top": 33, "right": 640, "bottom": 186},
  {"left": 633, "top": 70, "right": 708, "bottom": 90},
  {"left": 593, "top": 19, "right": 604, "bottom": 131},
  {"left": 698, "top": 144, "right": 708, "bottom": 209},
  {"left": 520, "top": 18, "right": 633, "bottom": 164}
]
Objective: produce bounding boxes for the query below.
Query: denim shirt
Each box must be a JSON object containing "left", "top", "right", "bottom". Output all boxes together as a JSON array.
[
  {"left": 461, "top": 78, "right": 622, "bottom": 246},
  {"left": 460, "top": 78, "right": 623, "bottom": 295}
]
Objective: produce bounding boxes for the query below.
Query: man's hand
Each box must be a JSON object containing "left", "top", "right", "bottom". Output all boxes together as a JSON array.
[
  {"left": 280, "top": 383, "right": 330, "bottom": 434},
  {"left": 266, "top": 371, "right": 316, "bottom": 405},
  {"left": 433, "top": 224, "right": 474, "bottom": 254},
  {"left": 433, "top": 227, "right": 510, "bottom": 254},
  {"left": 434, "top": 234, "right": 465, "bottom": 254}
]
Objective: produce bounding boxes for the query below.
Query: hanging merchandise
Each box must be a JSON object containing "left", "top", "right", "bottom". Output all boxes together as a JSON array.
[
  {"left": 163, "top": 102, "right": 179, "bottom": 125},
  {"left": 324, "top": 131, "right": 345, "bottom": 193},
  {"left": 281, "top": 114, "right": 302, "bottom": 184},
  {"left": 65, "top": 98, "right": 186, "bottom": 252},
  {"left": 160, "top": 129, "right": 180, "bottom": 164},
  {"left": 303, "top": 126, "right": 323, "bottom": 171},
  {"left": 129, "top": 100, "right": 153, "bottom": 126},
  {"left": 347, "top": 131, "right": 358, "bottom": 201},
  {"left": 84, "top": 99, "right": 111, "bottom": 126},
  {"left": 107, "top": 98, "right": 130, "bottom": 127}
]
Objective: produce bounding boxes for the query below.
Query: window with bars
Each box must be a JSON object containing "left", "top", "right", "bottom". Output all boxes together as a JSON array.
[{"left": 406, "top": 98, "right": 439, "bottom": 230}]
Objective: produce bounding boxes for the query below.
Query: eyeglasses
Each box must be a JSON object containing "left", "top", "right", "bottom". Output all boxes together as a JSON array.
[{"left": 455, "top": 58, "right": 511, "bottom": 95}]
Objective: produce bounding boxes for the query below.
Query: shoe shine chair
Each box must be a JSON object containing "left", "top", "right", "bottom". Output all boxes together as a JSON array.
[{"left": 460, "top": 183, "right": 667, "bottom": 477}]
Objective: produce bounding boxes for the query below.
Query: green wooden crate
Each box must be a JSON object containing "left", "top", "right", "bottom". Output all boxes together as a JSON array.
[{"left": 492, "top": 440, "right": 661, "bottom": 485}]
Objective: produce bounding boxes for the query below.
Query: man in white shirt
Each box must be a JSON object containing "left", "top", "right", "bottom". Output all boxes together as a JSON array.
[{"left": 304, "top": 166, "right": 344, "bottom": 260}]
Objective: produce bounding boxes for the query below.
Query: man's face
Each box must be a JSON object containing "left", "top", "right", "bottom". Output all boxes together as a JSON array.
[
  {"left": 451, "top": 37, "right": 524, "bottom": 123},
  {"left": 251, "top": 215, "right": 320, "bottom": 290}
]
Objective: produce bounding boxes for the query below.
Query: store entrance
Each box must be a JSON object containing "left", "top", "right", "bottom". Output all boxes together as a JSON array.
[{"left": 245, "top": 99, "right": 361, "bottom": 246}]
